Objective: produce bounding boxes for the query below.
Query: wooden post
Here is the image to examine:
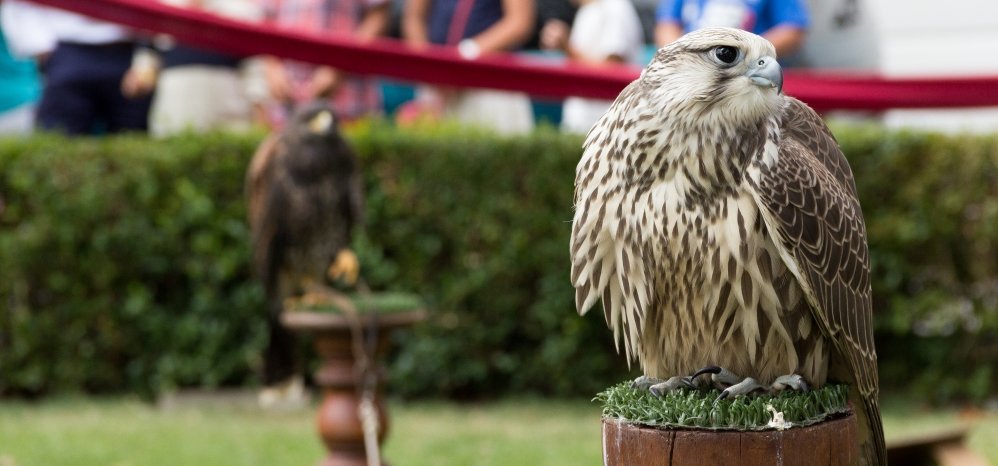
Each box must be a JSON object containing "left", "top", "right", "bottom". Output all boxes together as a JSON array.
[
  {"left": 311, "top": 323, "right": 389, "bottom": 466},
  {"left": 602, "top": 413, "right": 859, "bottom": 466},
  {"left": 283, "top": 309, "right": 425, "bottom": 466}
]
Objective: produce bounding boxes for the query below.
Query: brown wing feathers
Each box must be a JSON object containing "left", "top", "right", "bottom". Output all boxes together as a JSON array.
[{"left": 753, "top": 98, "right": 885, "bottom": 465}]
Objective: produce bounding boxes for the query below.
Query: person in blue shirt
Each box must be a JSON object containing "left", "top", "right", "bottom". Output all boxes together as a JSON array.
[{"left": 654, "top": 0, "right": 809, "bottom": 58}]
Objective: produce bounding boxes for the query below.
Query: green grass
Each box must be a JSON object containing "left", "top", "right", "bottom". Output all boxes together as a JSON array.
[
  {"left": 0, "top": 398, "right": 323, "bottom": 466},
  {"left": 596, "top": 381, "right": 849, "bottom": 430},
  {"left": 386, "top": 400, "right": 600, "bottom": 466},
  {"left": 0, "top": 396, "right": 995, "bottom": 466},
  {"left": 0, "top": 397, "right": 600, "bottom": 466}
]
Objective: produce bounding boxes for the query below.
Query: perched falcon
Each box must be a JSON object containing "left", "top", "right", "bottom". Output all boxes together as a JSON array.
[
  {"left": 247, "top": 101, "right": 364, "bottom": 394},
  {"left": 570, "top": 28, "right": 885, "bottom": 465}
]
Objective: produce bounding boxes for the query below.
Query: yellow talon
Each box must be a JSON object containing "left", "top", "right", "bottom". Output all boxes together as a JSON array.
[{"left": 327, "top": 249, "right": 360, "bottom": 285}]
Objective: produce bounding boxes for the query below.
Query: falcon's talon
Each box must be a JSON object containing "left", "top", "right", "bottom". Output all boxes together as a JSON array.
[
  {"left": 692, "top": 365, "right": 744, "bottom": 388},
  {"left": 327, "top": 249, "right": 360, "bottom": 285},
  {"left": 770, "top": 374, "right": 810, "bottom": 393},
  {"left": 691, "top": 365, "right": 722, "bottom": 379},
  {"left": 649, "top": 376, "right": 696, "bottom": 397},
  {"left": 294, "top": 290, "right": 337, "bottom": 308},
  {"left": 631, "top": 375, "right": 664, "bottom": 390},
  {"left": 715, "top": 377, "right": 765, "bottom": 401}
]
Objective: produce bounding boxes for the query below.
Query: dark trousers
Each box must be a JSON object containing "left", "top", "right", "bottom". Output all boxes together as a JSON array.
[{"left": 36, "top": 42, "right": 151, "bottom": 135}]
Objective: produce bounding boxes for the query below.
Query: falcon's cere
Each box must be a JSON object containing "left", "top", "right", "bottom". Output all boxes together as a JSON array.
[
  {"left": 247, "top": 102, "right": 364, "bottom": 393},
  {"left": 570, "top": 27, "right": 885, "bottom": 465}
]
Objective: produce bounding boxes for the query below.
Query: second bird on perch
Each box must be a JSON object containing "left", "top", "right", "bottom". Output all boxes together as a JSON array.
[{"left": 246, "top": 101, "right": 365, "bottom": 406}]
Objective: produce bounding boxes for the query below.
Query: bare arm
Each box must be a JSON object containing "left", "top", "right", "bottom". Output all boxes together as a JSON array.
[
  {"left": 762, "top": 24, "right": 806, "bottom": 57},
  {"left": 469, "top": 0, "right": 535, "bottom": 53},
  {"left": 306, "top": 2, "right": 391, "bottom": 100},
  {"left": 654, "top": 21, "right": 683, "bottom": 48},
  {"left": 356, "top": 2, "right": 390, "bottom": 40},
  {"left": 402, "top": 0, "right": 432, "bottom": 48}
]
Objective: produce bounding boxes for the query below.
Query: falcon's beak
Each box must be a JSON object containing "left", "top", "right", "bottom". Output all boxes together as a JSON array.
[
  {"left": 746, "top": 56, "right": 783, "bottom": 94},
  {"left": 308, "top": 110, "right": 334, "bottom": 134}
]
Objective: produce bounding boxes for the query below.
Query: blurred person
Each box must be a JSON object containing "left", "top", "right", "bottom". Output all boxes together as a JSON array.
[
  {"left": 122, "top": 0, "right": 267, "bottom": 137},
  {"left": 0, "top": 0, "right": 152, "bottom": 135},
  {"left": 528, "top": 0, "right": 575, "bottom": 48},
  {"left": 654, "top": 0, "right": 809, "bottom": 58},
  {"left": 261, "top": 0, "right": 391, "bottom": 129},
  {"left": 401, "top": 0, "right": 535, "bottom": 135},
  {"left": 540, "top": 0, "right": 642, "bottom": 133},
  {"left": 0, "top": 23, "right": 40, "bottom": 135}
]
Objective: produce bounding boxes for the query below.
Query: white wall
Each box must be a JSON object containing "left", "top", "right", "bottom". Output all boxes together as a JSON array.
[
  {"left": 866, "top": 0, "right": 998, "bottom": 77},
  {"left": 803, "top": 0, "right": 998, "bottom": 133},
  {"left": 799, "top": 0, "right": 880, "bottom": 69}
]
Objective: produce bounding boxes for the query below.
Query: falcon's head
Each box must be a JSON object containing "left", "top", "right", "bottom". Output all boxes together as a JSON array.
[
  {"left": 281, "top": 101, "right": 353, "bottom": 177},
  {"left": 287, "top": 100, "right": 340, "bottom": 141},
  {"left": 641, "top": 27, "right": 784, "bottom": 126}
]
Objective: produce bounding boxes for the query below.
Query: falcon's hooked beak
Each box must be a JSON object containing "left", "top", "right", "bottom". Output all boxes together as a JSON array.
[
  {"left": 308, "top": 110, "right": 334, "bottom": 134},
  {"left": 746, "top": 56, "right": 783, "bottom": 94}
]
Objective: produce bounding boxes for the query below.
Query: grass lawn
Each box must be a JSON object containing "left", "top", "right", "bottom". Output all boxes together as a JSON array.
[{"left": 0, "top": 395, "right": 995, "bottom": 466}]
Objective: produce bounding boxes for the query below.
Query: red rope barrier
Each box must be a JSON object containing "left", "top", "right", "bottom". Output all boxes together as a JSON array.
[{"left": 27, "top": 0, "right": 998, "bottom": 111}]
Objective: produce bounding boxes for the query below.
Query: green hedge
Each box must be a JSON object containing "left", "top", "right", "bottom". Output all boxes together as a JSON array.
[
  {"left": 0, "top": 133, "right": 265, "bottom": 396},
  {"left": 837, "top": 126, "right": 998, "bottom": 402},
  {"left": 0, "top": 123, "right": 996, "bottom": 401}
]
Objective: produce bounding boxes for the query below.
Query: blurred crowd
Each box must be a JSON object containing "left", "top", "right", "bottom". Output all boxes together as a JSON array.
[{"left": 0, "top": 0, "right": 809, "bottom": 138}]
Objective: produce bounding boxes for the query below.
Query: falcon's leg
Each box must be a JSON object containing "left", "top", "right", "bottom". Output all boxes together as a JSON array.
[
  {"left": 285, "top": 277, "right": 340, "bottom": 309},
  {"left": 327, "top": 249, "right": 360, "bottom": 285},
  {"left": 692, "top": 366, "right": 810, "bottom": 401}
]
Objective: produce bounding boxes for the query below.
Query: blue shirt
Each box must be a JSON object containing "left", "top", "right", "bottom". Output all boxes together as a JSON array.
[
  {"left": 427, "top": 0, "right": 504, "bottom": 45},
  {"left": 0, "top": 31, "right": 40, "bottom": 112},
  {"left": 655, "top": 0, "right": 809, "bottom": 35}
]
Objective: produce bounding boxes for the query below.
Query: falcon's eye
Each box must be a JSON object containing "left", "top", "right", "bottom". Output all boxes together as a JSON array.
[{"left": 712, "top": 46, "right": 739, "bottom": 65}]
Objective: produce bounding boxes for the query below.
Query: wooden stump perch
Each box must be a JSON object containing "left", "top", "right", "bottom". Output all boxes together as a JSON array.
[{"left": 602, "top": 413, "right": 859, "bottom": 466}]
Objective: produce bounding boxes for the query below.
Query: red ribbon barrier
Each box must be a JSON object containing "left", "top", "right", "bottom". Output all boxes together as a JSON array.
[
  {"left": 28, "top": 0, "right": 636, "bottom": 100},
  {"left": 783, "top": 71, "right": 998, "bottom": 112},
  {"left": 26, "top": 0, "right": 998, "bottom": 111}
]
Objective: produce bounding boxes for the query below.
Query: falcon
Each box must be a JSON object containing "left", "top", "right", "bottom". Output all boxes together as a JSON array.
[
  {"left": 247, "top": 101, "right": 364, "bottom": 399},
  {"left": 570, "top": 27, "right": 885, "bottom": 465}
]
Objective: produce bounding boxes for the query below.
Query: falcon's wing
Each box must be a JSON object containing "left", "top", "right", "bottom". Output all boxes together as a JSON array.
[
  {"left": 246, "top": 133, "right": 281, "bottom": 230},
  {"left": 748, "top": 98, "right": 886, "bottom": 465},
  {"left": 246, "top": 133, "right": 287, "bottom": 297},
  {"left": 342, "top": 140, "right": 365, "bottom": 233},
  {"left": 570, "top": 81, "right": 653, "bottom": 363},
  {"left": 779, "top": 99, "right": 860, "bottom": 199}
]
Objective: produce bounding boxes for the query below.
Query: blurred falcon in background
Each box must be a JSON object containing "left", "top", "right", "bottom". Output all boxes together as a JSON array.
[
  {"left": 246, "top": 101, "right": 364, "bottom": 403},
  {"left": 570, "top": 27, "right": 885, "bottom": 465}
]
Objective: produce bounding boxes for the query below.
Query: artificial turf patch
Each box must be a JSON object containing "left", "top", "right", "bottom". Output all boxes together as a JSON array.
[
  {"left": 297, "top": 292, "right": 424, "bottom": 314},
  {"left": 596, "top": 381, "right": 850, "bottom": 431}
]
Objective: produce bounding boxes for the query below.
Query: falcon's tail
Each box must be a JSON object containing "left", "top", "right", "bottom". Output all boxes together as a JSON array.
[
  {"left": 854, "top": 387, "right": 887, "bottom": 466},
  {"left": 262, "top": 292, "right": 296, "bottom": 385}
]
